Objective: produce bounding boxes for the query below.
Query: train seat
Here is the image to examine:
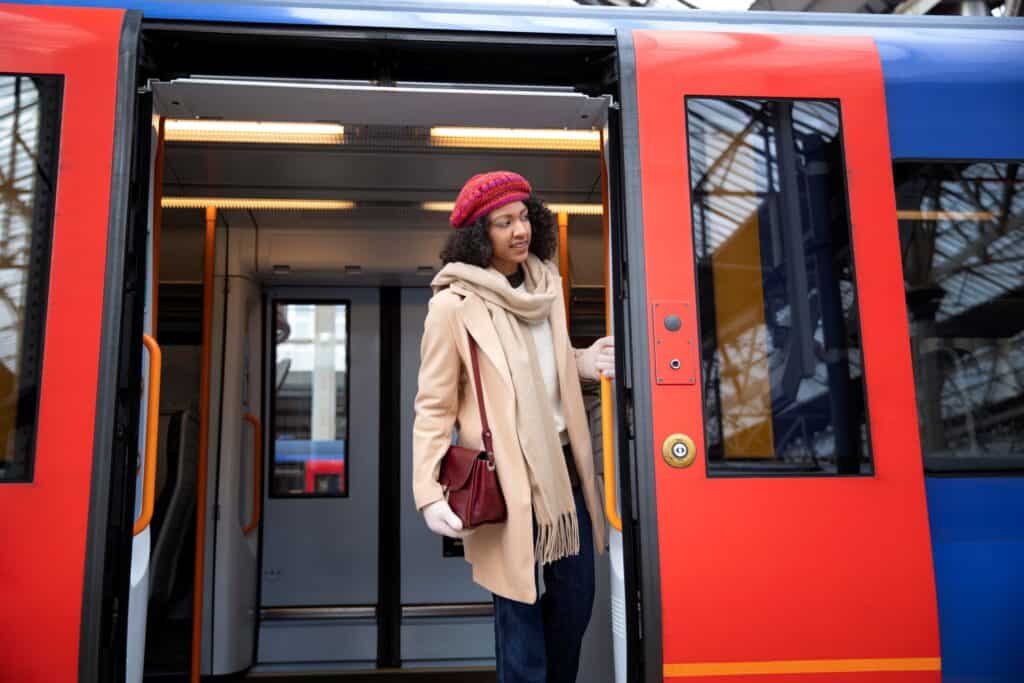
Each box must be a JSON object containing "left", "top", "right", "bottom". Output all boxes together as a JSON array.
[{"left": 149, "top": 410, "right": 199, "bottom": 611}]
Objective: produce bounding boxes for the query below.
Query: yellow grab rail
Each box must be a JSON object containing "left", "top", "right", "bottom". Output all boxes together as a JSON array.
[
  {"left": 598, "top": 128, "right": 621, "bottom": 531},
  {"left": 133, "top": 334, "right": 162, "bottom": 536},
  {"left": 558, "top": 211, "right": 571, "bottom": 320},
  {"left": 601, "top": 375, "right": 621, "bottom": 531},
  {"left": 241, "top": 413, "right": 262, "bottom": 535},
  {"left": 191, "top": 205, "right": 217, "bottom": 683}
]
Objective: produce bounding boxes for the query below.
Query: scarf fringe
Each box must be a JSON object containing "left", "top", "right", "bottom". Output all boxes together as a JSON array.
[{"left": 534, "top": 510, "right": 580, "bottom": 565}]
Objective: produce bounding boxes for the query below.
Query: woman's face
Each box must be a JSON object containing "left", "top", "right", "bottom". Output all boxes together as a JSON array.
[{"left": 486, "top": 200, "right": 531, "bottom": 275}]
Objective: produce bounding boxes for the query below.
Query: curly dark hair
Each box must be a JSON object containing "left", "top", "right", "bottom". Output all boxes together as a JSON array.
[{"left": 440, "top": 196, "right": 557, "bottom": 267}]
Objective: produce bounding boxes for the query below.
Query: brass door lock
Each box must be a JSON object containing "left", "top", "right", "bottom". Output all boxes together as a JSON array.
[{"left": 661, "top": 433, "right": 696, "bottom": 468}]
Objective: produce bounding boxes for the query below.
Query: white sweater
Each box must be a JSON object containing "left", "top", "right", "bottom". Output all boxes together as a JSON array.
[{"left": 514, "top": 282, "right": 568, "bottom": 443}]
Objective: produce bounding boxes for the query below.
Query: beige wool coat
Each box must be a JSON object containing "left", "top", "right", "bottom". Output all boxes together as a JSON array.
[{"left": 412, "top": 265, "right": 607, "bottom": 604}]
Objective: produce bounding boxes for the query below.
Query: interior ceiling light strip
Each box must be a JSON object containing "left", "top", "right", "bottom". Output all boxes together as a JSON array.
[
  {"left": 422, "top": 201, "right": 602, "bottom": 216},
  {"left": 429, "top": 127, "right": 601, "bottom": 152},
  {"left": 165, "top": 120, "right": 345, "bottom": 144},
  {"left": 162, "top": 197, "right": 355, "bottom": 210},
  {"left": 896, "top": 210, "right": 995, "bottom": 221},
  {"left": 548, "top": 203, "right": 603, "bottom": 216}
]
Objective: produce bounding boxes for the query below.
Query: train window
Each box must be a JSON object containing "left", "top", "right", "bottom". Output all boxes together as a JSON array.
[
  {"left": 686, "top": 97, "right": 871, "bottom": 476},
  {"left": 0, "top": 75, "right": 61, "bottom": 484},
  {"left": 897, "top": 161, "right": 1024, "bottom": 472},
  {"left": 270, "top": 302, "right": 350, "bottom": 497}
]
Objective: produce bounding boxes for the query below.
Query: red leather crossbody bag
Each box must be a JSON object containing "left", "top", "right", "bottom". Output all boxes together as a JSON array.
[{"left": 438, "top": 335, "right": 507, "bottom": 529}]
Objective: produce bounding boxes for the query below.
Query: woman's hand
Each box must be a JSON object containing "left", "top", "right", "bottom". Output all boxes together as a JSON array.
[
  {"left": 578, "top": 335, "right": 615, "bottom": 381},
  {"left": 422, "top": 499, "right": 476, "bottom": 538}
]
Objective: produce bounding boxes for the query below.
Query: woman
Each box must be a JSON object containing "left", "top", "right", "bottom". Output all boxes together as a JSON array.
[{"left": 412, "top": 170, "right": 615, "bottom": 682}]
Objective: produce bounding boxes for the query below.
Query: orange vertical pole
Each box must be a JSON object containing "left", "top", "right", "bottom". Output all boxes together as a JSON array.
[
  {"left": 191, "top": 206, "right": 217, "bottom": 682},
  {"left": 558, "top": 211, "right": 570, "bottom": 319},
  {"left": 599, "top": 129, "right": 621, "bottom": 531}
]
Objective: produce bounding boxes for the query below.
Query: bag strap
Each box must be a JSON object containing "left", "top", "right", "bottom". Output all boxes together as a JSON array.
[{"left": 467, "top": 335, "right": 494, "bottom": 462}]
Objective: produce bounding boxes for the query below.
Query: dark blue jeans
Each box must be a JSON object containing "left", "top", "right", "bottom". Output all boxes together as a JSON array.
[{"left": 492, "top": 488, "right": 596, "bottom": 683}]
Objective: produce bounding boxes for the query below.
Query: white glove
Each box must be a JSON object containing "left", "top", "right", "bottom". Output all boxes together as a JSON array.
[
  {"left": 578, "top": 335, "right": 615, "bottom": 381},
  {"left": 422, "top": 499, "right": 475, "bottom": 539}
]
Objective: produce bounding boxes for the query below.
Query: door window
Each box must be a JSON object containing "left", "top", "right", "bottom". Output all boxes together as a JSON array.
[
  {"left": 271, "top": 301, "right": 350, "bottom": 496},
  {"left": 897, "top": 161, "right": 1024, "bottom": 470},
  {"left": 686, "top": 97, "right": 871, "bottom": 476},
  {"left": 0, "top": 75, "right": 61, "bottom": 483}
]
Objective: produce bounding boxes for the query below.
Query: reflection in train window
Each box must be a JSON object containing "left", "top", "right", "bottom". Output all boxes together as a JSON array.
[
  {"left": 0, "top": 76, "right": 61, "bottom": 483},
  {"left": 897, "top": 161, "right": 1024, "bottom": 471},
  {"left": 271, "top": 302, "right": 350, "bottom": 497},
  {"left": 686, "top": 97, "right": 871, "bottom": 476}
]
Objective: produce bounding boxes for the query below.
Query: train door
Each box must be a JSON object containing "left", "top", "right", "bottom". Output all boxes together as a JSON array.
[
  {"left": 629, "top": 32, "right": 943, "bottom": 680},
  {"left": 255, "top": 286, "right": 502, "bottom": 669},
  {"left": 257, "top": 288, "right": 382, "bottom": 667},
  {"left": 0, "top": 6, "right": 143, "bottom": 683},
  {"left": 398, "top": 287, "right": 497, "bottom": 665}
]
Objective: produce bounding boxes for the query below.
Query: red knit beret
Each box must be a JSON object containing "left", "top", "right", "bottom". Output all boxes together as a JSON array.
[{"left": 449, "top": 171, "right": 532, "bottom": 229}]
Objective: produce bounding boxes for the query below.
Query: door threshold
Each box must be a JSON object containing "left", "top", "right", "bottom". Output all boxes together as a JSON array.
[{"left": 230, "top": 667, "right": 494, "bottom": 682}]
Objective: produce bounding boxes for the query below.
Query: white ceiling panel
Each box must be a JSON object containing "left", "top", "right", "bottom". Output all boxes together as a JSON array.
[{"left": 153, "top": 78, "right": 609, "bottom": 129}]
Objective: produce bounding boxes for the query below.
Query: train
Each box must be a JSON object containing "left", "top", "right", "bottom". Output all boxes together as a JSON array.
[{"left": 0, "top": 1, "right": 1021, "bottom": 682}]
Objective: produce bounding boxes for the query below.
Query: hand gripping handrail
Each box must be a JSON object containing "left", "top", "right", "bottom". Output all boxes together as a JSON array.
[
  {"left": 241, "top": 413, "right": 262, "bottom": 535},
  {"left": 133, "top": 334, "right": 162, "bottom": 536}
]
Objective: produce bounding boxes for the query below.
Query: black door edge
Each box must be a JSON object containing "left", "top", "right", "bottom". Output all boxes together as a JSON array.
[
  {"left": 79, "top": 9, "right": 147, "bottom": 683},
  {"left": 614, "top": 29, "right": 664, "bottom": 683},
  {"left": 378, "top": 287, "right": 402, "bottom": 668}
]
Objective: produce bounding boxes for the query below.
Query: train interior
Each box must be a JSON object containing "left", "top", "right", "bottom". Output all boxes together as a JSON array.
[{"left": 136, "top": 69, "right": 623, "bottom": 680}]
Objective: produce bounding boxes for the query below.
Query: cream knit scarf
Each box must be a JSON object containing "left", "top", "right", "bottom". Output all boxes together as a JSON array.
[{"left": 432, "top": 254, "right": 579, "bottom": 564}]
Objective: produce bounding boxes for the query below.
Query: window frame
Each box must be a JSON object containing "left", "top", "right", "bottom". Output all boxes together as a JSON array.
[
  {"left": 893, "top": 156, "right": 1024, "bottom": 476},
  {"left": 0, "top": 74, "right": 63, "bottom": 484},
  {"left": 683, "top": 94, "right": 875, "bottom": 479},
  {"left": 267, "top": 296, "right": 353, "bottom": 499}
]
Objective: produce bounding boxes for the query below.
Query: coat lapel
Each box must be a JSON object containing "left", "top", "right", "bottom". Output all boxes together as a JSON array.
[{"left": 456, "top": 294, "right": 514, "bottom": 390}]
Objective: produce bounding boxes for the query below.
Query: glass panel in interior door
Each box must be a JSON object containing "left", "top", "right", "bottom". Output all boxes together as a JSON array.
[
  {"left": 0, "top": 75, "right": 61, "bottom": 483},
  {"left": 272, "top": 302, "right": 350, "bottom": 496},
  {"left": 686, "top": 97, "right": 871, "bottom": 476}
]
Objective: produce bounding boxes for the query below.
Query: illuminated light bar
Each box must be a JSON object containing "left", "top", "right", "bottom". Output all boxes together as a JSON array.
[
  {"left": 548, "top": 203, "right": 603, "bottom": 216},
  {"left": 165, "top": 120, "right": 345, "bottom": 144},
  {"left": 162, "top": 197, "right": 355, "bottom": 210},
  {"left": 429, "top": 127, "right": 600, "bottom": 152},
  {"left": 896, "top": 210, "right": 995, "bottom": 221},
  {"left": 421, "top": 201, "right": 602, "bottom": 216}
]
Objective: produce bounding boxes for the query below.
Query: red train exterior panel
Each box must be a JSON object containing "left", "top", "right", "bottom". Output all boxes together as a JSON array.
[
  {"left": 0, "top": 6, "right": 125, "bottom": 681},
  {"left": 633, "top": 30, "right": 942, "bottom": 681}
]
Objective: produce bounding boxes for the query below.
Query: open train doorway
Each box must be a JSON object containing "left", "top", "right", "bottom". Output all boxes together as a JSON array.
[{"left": 138, "top": 68, "right": 626, "bottom": 681}]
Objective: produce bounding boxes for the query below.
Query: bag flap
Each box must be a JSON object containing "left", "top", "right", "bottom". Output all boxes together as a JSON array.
[{"left": 440, "top": 445, "right": 483, "bottom": 491}]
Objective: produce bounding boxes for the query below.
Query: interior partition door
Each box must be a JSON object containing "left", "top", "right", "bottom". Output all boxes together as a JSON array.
[
  {"left": 633, "top": 31, "right": 941, "bottom": 681},
  {"left": 258, "top": 288, "right": 380, "bottom": 667}
]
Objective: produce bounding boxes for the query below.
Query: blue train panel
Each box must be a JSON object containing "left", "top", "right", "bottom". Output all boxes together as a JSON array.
[
  {"left": 926, "top": 477, "right": 1024, "bottom": 683},
  {"left": 877, "top": 31, "right": 1024, "bottom": 161},
  {"left": 274, "top": 439, "right": 346, "bottom": 463}
]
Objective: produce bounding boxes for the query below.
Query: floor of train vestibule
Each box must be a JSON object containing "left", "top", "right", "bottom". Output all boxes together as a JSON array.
[
  {"left": 230, "top": 673, "right": 495, "bottom": 682},
  {"left": 143, "top": 671, "right": 496, "bottom": 682}
]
